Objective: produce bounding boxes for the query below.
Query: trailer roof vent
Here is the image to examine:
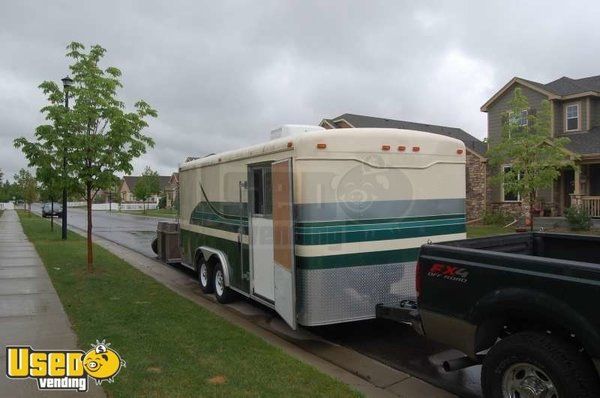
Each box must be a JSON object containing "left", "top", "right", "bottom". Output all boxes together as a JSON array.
[{"left": 270, "top": 124, "right": 324, "bottom": 140}]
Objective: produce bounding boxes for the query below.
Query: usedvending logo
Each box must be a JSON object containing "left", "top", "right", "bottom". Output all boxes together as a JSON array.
[{"left": 6, "top": 340, "right": 125, "bottom": 392}]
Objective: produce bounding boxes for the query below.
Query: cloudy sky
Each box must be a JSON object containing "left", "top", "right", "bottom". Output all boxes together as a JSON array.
[{"left": 1, "top": 0, "right": 600, "bottom": 180}]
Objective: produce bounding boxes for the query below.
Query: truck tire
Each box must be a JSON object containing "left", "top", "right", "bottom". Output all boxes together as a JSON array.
[
  {"left": 197, "top": 258, "right": 214, "bottom": 294},
  {"left": 213, "top": 262, "right": 235, "bottom": 304},
  {"left": 482, "top": 331, "right": 600, "bottom": 398}
]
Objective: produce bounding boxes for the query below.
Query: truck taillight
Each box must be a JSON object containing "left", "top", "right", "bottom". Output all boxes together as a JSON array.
[{"left": 415, "top": 262, "right": 421, "bottom": 299}]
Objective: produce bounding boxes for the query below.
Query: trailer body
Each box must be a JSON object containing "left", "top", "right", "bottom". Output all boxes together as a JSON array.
[{"left": 178, "top": 127, "right": 466, "bottom": 328}]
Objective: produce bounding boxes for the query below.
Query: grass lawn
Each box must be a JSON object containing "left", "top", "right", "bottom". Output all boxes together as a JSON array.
[
  {"left": 121, "top": 208, "right": 178, "bottom": 218},
  {"left": 466, "top": 224, "right": 511, "bottom": 238},
  {"left": 17, "top": 211, "right": 359, "bottom": 397}
]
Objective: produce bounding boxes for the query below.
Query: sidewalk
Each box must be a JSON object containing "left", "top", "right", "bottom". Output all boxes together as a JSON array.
[{"left": 0, "top": 210, "right": 104, "bottom": 397}]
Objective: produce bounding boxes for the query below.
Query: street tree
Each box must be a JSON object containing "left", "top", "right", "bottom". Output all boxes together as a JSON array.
[
  {"left": 15, "top": 42, "right": 156, "bottom": 272},
  {"left": 14, "top": 169, "right": 38, "bottom": 212},
  {"left": 487, "top": 88, "right": 576, "bottom": 229},
  {"left": 134, "top": 166, "right": 160, "bottom": 214}
]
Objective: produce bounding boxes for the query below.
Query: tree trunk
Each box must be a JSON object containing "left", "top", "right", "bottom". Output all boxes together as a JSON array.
[
  {"left": 50, "top": 197, "right": 54, "bottom": 232},
  {"left": 86, "top": 185, "right": 94, "bottom": 273},
  {"left": 529, "top": 192, "right": 535, "bottom": 232}
]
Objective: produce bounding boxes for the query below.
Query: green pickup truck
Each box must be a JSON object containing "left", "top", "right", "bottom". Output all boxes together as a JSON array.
[{"left": 378, "top": 232, "right": 600, "bottom": 398}]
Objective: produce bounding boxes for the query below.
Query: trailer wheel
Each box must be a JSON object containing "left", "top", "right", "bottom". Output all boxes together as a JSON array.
[
  {"left": 482, "top": 331, "right": 600, "bottom": 398},
  {"left": 151, "top": 238, "right": 158, "bottom": 255},
  {"left": 214, "top": 262, "right": 235, "bottom": 304},
  {"left": 197, "top": 257, "right": 214, "bottom": 294}
]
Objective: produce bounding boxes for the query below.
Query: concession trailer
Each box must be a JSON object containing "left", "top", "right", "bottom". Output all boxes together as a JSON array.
[{"left": 166, "top": 125, "right": 466, "bottom": 329}]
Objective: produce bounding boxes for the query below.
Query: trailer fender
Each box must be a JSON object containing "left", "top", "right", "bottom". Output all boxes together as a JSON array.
[{"left": 196, "top": 246, "right": 231, "bottom": 287}]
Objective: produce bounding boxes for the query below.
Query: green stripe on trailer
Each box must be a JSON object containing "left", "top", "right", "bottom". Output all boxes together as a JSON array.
[
  {"left": 295, "top": 223, "right": 465, "bottom": 245},
  {"left": 191, "top": 211, "right": 248, "bottom": 234},
  {"left": 180, "top": 228, "right": 250, "bottom": 293},
  {"left": 295, "top": 213, "right": 465, "bottom": 228},
  {"left": 296, "top": 247, "right": 420, "bottom": 270}
]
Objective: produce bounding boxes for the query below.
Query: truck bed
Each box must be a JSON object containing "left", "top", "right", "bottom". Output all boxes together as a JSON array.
[{"left": 436, "top": 232, "right": 600, "bottom": 266}]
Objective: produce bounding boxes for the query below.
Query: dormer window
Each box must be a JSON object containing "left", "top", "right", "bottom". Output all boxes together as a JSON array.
[{"left": 565, "top": 103, "right": 580, "bottom": 131}]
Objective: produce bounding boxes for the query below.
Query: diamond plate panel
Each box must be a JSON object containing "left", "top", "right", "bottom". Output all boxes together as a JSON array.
[{"left": 297, "top": 262, "right": 416, "bottom": 326}]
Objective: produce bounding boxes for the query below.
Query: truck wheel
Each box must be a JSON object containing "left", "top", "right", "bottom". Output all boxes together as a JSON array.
[
  {"left": 482, "top": 331, "right": 600, "bottom": 398},
  {"left": 214, "top": 262, "right": 235, "bottom": 304},
  {"left": 197, "top": 259, "right": 214, "bottom": 294},
  {"left": 151, "top": 238, "right": 158, "bottom": 255}
]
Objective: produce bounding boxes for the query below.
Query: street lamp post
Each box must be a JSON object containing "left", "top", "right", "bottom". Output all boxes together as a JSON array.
[{"left": 61, "top": 76, "right": 73, "bottom": 240}]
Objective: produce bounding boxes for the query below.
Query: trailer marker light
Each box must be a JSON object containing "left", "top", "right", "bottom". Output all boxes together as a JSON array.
[
  {"left": 457, "top": 149, "right": 464, "bottom": 155},
  {"left": 398, "top": 145, "right": 406, "bottom": 151},
  {"left": 412, "top": 146, "right": 420, "bottom": 152},
  {"left": 382, "top": 145, "right": 390, "bottom": 151},
  {"left": 316, "top": 143, "right": 327, "bottom": 149}
]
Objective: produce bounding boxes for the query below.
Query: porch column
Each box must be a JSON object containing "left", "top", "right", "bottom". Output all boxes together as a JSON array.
[
  {"left": 574, "top": 168, "right": 581, "bottom": 195},
  {"left": 570, "top": 167, "right": 582, "bottom": 207}
]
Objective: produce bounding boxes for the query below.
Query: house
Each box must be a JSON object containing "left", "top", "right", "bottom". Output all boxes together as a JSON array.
[
  {"left": 320, "top": 114, "right": 488, "bottom": 220},
  {"left": 482, "top": 75, "right": 600, "bottom": 216},
  {"left": 164, "top": 172, "right": 179, "bottom": 208},
  {"left": 119, "top": 175, "right": 172, "bottom": 203}
]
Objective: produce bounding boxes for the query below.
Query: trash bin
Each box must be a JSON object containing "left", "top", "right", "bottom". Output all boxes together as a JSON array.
[{"left": 156, "top": 221, "right": 181, "bottom": 263}]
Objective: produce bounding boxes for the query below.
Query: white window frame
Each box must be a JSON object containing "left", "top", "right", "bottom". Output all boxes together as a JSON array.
[
  {"left": 565, "top": 102, "right": 581, "bottom": 132},
  {"left": 502, "top": 165, "right": 521, "bottom": 202},
  {"left": 518, "top": 109, "right": 528, "bottom": 127},
  {"left": 507, "top": 109, "right": 528, "bottom": 128}
]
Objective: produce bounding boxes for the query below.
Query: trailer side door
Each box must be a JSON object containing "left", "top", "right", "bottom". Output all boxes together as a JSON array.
[{"left": 272, "top": 159, "right": 297, "bottom": 329}]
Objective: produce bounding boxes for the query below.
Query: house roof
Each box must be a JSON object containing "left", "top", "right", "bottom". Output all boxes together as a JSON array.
[
  {"left": 122, "top": 175, "right": 172, "bottom": 192},
  {"left": 322, "top": 113, "right": 487, "bottom": 155},
  {"left": 544, "top": 75, "right": 600, "bottom": 96},
  {"left": 563, "top": 127, "right": 600, "bottom": 156},
  {"left": 482, "top": 75, "right": 600, "bottom": 111}
]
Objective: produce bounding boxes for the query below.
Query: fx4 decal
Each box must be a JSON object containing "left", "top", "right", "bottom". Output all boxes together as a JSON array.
[{"left": 427, "top": 263, "right": 469, "bottom": 283}]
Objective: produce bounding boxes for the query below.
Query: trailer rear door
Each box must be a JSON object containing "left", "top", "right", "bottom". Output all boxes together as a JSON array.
[{"left": 272, "top": 159, "right": 297, "bottom": 329}]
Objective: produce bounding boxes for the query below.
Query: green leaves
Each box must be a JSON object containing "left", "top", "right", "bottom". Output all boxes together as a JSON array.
[
  {"left": 487, "top": 87, "right": 577, "bottom": 205},
  {"left": 14, "top": 41, "right": 158, "bottom": 268},
  {"left": 134, "top": 166, "right": 160, "bottom": 202}
]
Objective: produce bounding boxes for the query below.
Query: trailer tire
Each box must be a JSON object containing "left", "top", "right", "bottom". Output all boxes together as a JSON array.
[
  {"left": 151, "top": 238, "right": 158, "bottom": 255},
  {"left": 482, "top": 331, "right": 600, "bottom": 398},
  {"left": 197, "top": 257, "right": 214, "bottom": 294},
  {"left": 214, "top": 262, "right": 235, "bottom": 304}
]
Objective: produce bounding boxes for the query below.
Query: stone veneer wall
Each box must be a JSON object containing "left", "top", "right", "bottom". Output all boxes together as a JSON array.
[{"left": 465, "top": 149, "right": 487, "bottom": 220}]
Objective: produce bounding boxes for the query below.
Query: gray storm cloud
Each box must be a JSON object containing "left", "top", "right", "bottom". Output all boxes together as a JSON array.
[{"left": 1, "top": 0, "right": 599, "bottom": 180}]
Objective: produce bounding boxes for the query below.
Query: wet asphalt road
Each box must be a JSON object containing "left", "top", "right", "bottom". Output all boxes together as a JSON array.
[
  {"left": 34, "top": 205, "right": 482, "bottom": 397},
  {"left": 33, "top": 205, "right": 167, "bottom": 258}
]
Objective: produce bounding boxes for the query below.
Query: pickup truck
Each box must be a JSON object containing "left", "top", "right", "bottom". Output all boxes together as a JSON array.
[{"left": 378, "top": 232, "right": 600, "bottom": 398}]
